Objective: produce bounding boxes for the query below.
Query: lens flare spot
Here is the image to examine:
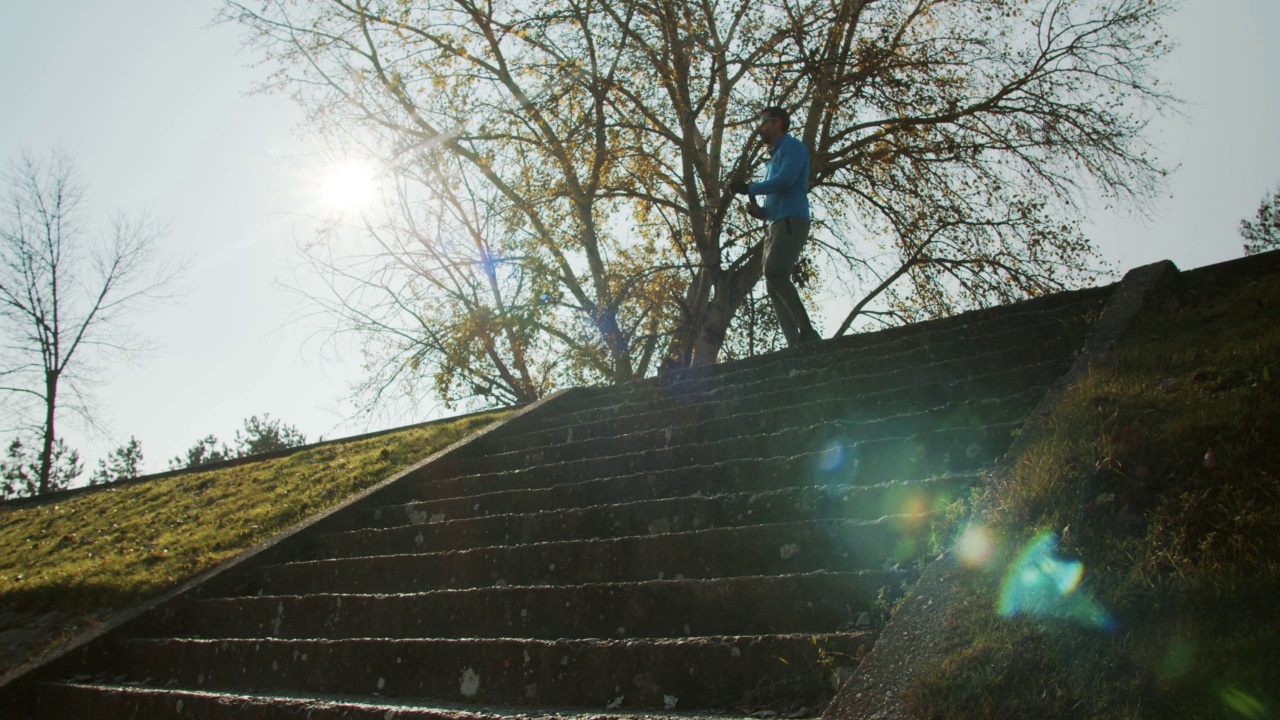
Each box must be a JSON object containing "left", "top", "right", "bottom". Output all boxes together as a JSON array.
[
  {"left": 955, "top": 524, "right": 996, "bottom": 569},
  {"left": 819, "top": 444, "right": 846, "bottom": 472},
  {"left": 1220, "top": 687, "right": 1269, "bottom": 719},
  {"left": 901, "top": 492, "right": 929, "bottom": 516},
  {"left": 997, "top": 531, "right": 1115, "bottom": 630},
  {"left": 881, "top": 486, "right": 929, "bottom": 532}
]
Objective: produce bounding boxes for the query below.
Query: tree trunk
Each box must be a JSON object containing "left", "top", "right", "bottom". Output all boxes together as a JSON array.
[
  {"left": 38, "top": 374, "right": 57, "bottom": 495},
  {"left": 662, "top": 269, "right": 716, "bottom": 370},
  {"left": 663, "top": 243, "right": 763, "bottom": 370},
  {"left": 600, "top": 309, "right": 636, "bottom": 383}
]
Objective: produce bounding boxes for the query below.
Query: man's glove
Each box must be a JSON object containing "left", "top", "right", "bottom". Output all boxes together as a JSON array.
[{"left": 729, "top": 180, "right": 750, "bottom": 195}]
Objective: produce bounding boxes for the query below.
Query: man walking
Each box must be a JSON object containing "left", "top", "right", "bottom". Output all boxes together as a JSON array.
[{"left": 731, "top": 106, "right": 821, "bottom": 347}]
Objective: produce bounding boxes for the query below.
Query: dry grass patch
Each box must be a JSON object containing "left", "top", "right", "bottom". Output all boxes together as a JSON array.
[
  {"left": 907, "top": 260, "right": 1280, "bottom": 719},
  {"left": 0, "top": 411, "right": 507, "bottom": 670}
]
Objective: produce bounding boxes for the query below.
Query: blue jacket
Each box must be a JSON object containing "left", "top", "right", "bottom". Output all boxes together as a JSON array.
[{"left": 748, "top": 133, "right": 810, "bottom": 222}]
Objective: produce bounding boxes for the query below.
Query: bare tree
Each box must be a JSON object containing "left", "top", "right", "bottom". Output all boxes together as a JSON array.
[
  {"left": 0, "top": 151, "right": 182, "bottom": 496},
  {"left": 223, "top": 0, "right": 1176, "bottom": 398},
  {"left": 299, "top": 162, "right": 565, "bottom": 415}
]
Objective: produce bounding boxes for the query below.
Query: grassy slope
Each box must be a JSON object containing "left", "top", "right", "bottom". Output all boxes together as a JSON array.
[
  {"left": 0, "top": 411, "right": 508, "bottom": 667},
  {"left": 906, "top": 259, "right": 1280, "bottom": 718}
]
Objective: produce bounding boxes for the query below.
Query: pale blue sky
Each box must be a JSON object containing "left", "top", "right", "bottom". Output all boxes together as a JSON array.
[{"left": 1, "top": 0, "right": 1277, "bottom": 476}]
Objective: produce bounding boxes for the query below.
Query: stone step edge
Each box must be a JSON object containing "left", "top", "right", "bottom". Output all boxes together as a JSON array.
[
  {"left": 336, "top": 474, "right": 979, "bottom": 539},
  {"left": 510, "top": 330, "right": 1083, "bottom": 439},
  {"left": 405, "top": 420, "right": 1018, "bottom": 500},
  {"left": 488, "top": 380, "right": 1045, "bottom": 479},
  {"left": 79, "top": 631, "right": 873, "bottom": 715},
  {"left": 175, "top": 569, "right": 900, "bottom": 609},
  {"left": 461, "top": 386, "right": 1044, "bottom": 472},
  {"left": 257, "top": 514, "right": 930, "bottom": 571},
  {"left": 573, "top": 289, "right": 1106, "bottom": 411},
  {"left": 375, "top": 461, "right": 981, "bottom": 526},
  {"left": 120, "top": 631, "right": 867, "bottom": 650},
  {"left": 547, "top": 310, "right": 1097, "bottom": 424},
  {"left": 35, "top": 682, "right": 759, "bottom": 720},
  {"left": 151, "top": 570, "right": 897, "bottom": 642}
]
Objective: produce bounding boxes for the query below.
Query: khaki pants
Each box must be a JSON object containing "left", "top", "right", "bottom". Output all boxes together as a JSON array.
[{"left": 763, "top": 217, "right": 819, "bottom": 347}]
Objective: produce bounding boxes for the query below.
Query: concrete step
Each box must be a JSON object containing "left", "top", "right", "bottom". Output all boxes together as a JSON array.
[
  {"left": 442, "top": 384, "right": 1043, "bottom": 478},
  {"left": 535, "top": 286, "right": 1105, "bottom": 420},
  {"left": 330, "top": 454, "right": 975, "bottom": 537},
  {"left": 503, "top": 327, "right": 1083, "bottom": 445},
  {"left": 76, "top": 632, "right": 872, "bottom": 711},
  {"left": 158, "top": 572, "right": 893, "bottom": 641},
  {"left": 386, "top": 419, "right": 1019, "bottom": 508},
  {"left": 528, "top": 290, "right": 1103, "bottom": 423},
  {"left": 460, "top": 379, "right": 1046, "bottom": 466},
  {"left": 314, "top": 475, "right": 974, "bottom": 554},
  {"left": 207, "top": 517, "right": 931, "bottom": 597},
  {"left": 25, "top": 682, "right": 756, "bottom": 720}
]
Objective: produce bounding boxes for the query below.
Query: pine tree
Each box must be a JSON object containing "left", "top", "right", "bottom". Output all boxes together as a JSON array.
[
  {"left": 89, "top": 436, "right": 144, "bottom": 485},
  {"left": 1, "top": 436, "right": 81, "bottom": 499}
]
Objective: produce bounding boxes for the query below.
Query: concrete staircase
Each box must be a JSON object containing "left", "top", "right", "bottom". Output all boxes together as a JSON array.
[{"left": 0, "top": 285, "right": 1110, "bottom": 719}]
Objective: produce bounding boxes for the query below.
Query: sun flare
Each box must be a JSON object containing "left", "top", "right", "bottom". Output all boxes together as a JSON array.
[{"left": 321, "top": 161, "right": 376, "bottom": 211}]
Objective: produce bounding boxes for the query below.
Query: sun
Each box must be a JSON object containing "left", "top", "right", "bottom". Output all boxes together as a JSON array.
[{"left": 321, "top": 161, "right": 376, "bottom": 211}]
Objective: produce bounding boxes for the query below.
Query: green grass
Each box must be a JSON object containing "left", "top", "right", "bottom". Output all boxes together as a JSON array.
[
  {"left": 0, "top": 411, "right": 508, "bottom": 668},
  {"left": 905, "top": 262, "right": 1280, "bottom": 719}
]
